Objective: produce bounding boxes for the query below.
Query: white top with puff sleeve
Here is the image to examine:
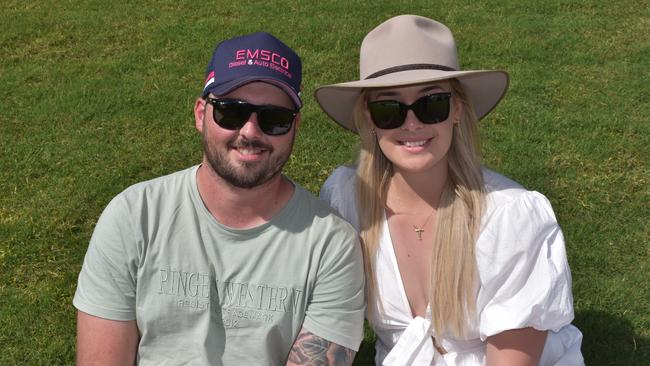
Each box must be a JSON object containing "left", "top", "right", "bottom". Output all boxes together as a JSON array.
[{"left": 320, "top": 165, "right": 584, "bottom": 366}]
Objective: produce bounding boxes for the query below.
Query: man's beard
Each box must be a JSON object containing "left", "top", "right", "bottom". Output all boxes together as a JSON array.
[{"left": 203, "top": 134, "right": 294, "bottom": 189}]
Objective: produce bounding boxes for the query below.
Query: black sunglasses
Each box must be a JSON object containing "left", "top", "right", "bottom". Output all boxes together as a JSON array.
[
  {"left": 367, "top": 92, "right": 452, "bottom": 130},
  {"left": 205, "top": 97, "right": 298, "bottom": 136}
]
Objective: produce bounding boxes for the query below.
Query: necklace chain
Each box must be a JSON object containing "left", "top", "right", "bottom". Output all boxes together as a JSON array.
[{"left": 413, "top": 208, "right": 435, "bottom": 240}]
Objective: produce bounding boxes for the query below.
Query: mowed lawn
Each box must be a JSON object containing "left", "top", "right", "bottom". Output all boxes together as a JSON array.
[{"left": 0, "top": 1, "right": 648, "bottom": 364}]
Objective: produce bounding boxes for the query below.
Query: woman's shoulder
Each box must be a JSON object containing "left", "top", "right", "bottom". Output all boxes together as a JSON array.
[
  {"left": 319, "top": 165, "right": 360, "bottom": 231},
  {"left": 325, "top": 165, "right": 357, "bottom": 184},
  {"left": 482, "top": 167, "right": 555, "bottom": 216},
  {"left": 320, "top": 165, "right": 357, "bottom": 199},
  {"left": 483, "top": 168, "right": 529, "bottom": 202},
  {"left": 479, "top": 167, "right": 562, "bottom": 250}
]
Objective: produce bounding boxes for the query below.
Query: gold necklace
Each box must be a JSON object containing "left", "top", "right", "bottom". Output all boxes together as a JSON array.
[{"left": 413, "top": 208, "right": 435, "bottom": 240}]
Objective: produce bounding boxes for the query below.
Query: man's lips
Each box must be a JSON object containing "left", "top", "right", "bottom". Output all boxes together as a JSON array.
[
  {"left": 236, "top": 147, "right": 264, "bottom": 155},
  {"left": 229, "top": 139, "right": 272, "bottom": 160}
]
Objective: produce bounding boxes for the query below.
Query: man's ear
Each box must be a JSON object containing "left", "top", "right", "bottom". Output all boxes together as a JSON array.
[
  {"left": 293, "top": 113, "right": 301, "bottom": 131},
  {"left": 194, "top": 97, "right": 207, "bottom": 133}
]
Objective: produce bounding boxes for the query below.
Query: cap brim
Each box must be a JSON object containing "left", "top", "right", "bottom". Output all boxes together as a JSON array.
[
  {"left": 315, "top": 69, "right": 508, "bottom": 133},
  {"left": 204, "top": 77, "right": 302, "bottom": 109}
]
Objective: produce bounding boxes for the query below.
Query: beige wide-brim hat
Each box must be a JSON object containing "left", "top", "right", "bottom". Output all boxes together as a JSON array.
[{"left": 315, "top": 15, "right": 509, "bottom": 133}]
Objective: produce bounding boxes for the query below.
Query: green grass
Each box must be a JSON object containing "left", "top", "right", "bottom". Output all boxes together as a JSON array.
[{"left": 1, "top": 1, "right": 648, "bottom": 364}]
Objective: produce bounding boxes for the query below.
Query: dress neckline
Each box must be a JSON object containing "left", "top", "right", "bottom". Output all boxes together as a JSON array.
[{"left": 381, "top": 212, "right": 422, "bottom": 321}]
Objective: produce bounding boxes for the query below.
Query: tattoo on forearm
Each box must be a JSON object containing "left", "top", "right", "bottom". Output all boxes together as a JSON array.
[{"left": 287, "top": 329, "right": 355, "bottom": 366}]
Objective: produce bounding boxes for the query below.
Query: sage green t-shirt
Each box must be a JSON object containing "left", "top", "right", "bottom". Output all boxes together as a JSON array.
[{"left": 74, "top": 166, "right": 365, "bottom": 365}]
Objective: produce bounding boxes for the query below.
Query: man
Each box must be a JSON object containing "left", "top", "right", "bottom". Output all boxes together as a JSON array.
[{"left": 74, "top": 32, "right": 365, "bottom": 365}]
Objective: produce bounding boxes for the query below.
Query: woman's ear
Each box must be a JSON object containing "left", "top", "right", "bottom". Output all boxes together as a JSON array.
[
  {"left": 360, "top": 93, "right": 373, "bottom": 129},
  {"left": 453, "top": 94, "right": 464, "bottom": 121}
]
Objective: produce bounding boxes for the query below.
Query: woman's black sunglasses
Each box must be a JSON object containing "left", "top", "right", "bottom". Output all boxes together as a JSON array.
[
  {"left": 205, "top": 97, "right": 298, "bottom": 136},
  {"left": 367, "top": 92, "right": 452, "bottom": 130}
]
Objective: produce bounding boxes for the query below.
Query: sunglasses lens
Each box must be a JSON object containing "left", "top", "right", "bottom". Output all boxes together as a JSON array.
[
  {"left": 213, "top": 100, "right": 250, "bottom": 130},
  {"left": 210, "top": 98, "right": 295, "bottom": 136},
  {"left": 368, "top": 93, "right": 451, "bottom": 129},
  {"left": 368, "top": 101, "right": 405, "bottom": 129},
  {"left": 257, "top": 108, "right": 295, "bottom": 136},
  {"left": 413, "top": 94, "right": 450, "bottom": 123}
]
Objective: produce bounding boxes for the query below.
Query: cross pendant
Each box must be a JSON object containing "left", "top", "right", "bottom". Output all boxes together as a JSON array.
[{"left": 414, "top": 226, "right": 424, "bottom": 240}]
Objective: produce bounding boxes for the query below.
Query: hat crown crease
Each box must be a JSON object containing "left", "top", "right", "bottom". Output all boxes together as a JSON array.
[
  {"left": 313, "top": 14, "right": 509, "bottom": 133},
  {"left": 359, "top": 15, "right": 460, "bottom": 80}
]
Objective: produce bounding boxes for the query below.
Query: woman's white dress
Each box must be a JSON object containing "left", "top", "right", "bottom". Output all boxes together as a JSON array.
[{"left": 320, "top": 166, "right": 584, "bottom": 366}]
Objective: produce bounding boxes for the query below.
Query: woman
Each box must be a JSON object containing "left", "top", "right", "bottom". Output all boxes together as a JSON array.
[{"left": 316, "top": 15, "right": 583, "bottom": 365}]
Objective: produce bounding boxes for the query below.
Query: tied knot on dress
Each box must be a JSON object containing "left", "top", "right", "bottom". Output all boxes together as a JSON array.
[
  {"left": 382, "top": 316, "right": 445, "bottom": 366},
  {"left": 381, "top": 309, "right": 485, "bottom": 366}
]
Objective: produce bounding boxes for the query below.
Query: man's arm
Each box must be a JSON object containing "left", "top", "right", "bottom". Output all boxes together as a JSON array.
[
  {"left": 286, "top": 327, "right": 356, "bottom": 366},
  {"left": 76, "top": 311, "right": 139, "bottom": 366},
  {"left": 486, "top": 327, "right": 548, "bottom": 366}
]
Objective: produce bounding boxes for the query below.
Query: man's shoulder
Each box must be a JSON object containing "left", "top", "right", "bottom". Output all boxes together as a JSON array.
[
  {"left": 118, "top": 166, "right": 197, "bottom": 201},
  {"left": 99, "top": 166, "right": 198, "bottom": 222}
]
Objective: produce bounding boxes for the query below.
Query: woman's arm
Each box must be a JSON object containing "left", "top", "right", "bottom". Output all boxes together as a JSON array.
[{"left": 486, "top": 327, "right": 547, "bottom": 366}]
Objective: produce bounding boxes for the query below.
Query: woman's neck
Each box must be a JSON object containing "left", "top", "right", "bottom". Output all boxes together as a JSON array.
[{"left": 387, "top": 162, "right": 449, "bottom": 212}]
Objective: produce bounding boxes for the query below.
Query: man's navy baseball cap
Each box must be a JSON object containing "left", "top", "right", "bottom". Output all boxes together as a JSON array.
[{"left": 202, "top": 32, "right": 302, "bottom": 109}]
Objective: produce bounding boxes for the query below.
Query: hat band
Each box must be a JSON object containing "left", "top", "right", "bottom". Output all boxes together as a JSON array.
[{"left": 365, "top": 63, "right": 457, "bottom": 79}]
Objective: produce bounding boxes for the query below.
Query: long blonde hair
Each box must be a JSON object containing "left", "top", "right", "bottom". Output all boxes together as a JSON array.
[{"left": 355, "top": 79, "right": 485, "bottom": 338}]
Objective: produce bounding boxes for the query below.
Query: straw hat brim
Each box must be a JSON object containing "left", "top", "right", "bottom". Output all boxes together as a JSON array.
[{"left": 314, "top": 69, "right": 509, "bottom": 133}]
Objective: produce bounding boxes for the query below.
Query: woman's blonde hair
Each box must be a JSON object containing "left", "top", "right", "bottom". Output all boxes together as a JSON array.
[{"left": 355, "top": 79, "right": 485, "bottom": 338}]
